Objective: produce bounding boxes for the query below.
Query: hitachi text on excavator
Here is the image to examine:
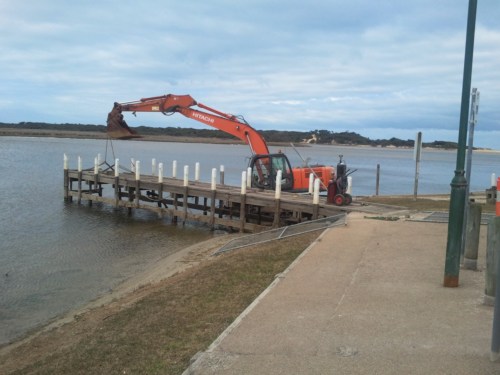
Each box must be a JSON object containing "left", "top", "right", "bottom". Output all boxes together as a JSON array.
[{"left": 106, "top": 94, "right": 352, "bottom": 204}]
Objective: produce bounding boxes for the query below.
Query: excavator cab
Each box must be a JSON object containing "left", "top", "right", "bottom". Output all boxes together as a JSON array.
[{"left": 249, "top": 153, "right": 294, "bottom": 191}]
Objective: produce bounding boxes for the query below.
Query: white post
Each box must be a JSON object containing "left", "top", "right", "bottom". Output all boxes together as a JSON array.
[
  {"left": 492, "top": 173, "right": 497, "bottom": 189},
  {"left": 275, "top": 170, "right": 282, "bottom": 199},
  {"left": 152, "top": 158, "right": 156, "bottom": 176},
  {"left": 135, "top": 161, "right": 141, "bottom": 180},
  {"left": 247, "top": 167, "right": 252, "bottom": 188},
  {"left": 114, "top": 158, "right": 119, "bottom": 177},
  {"left": 172, "top": 160, "right": 177, "bottom": 178},
  {"left": 183, "top": 165, "right": 189, "bottom": 186},
  {"left": 308, "top": 175, "right": 314, "bottom": 194},
  {"left": 63, "top": 154, "right": 68, "bottom": 170},
  {"left": 347, "top": 176, "right": 353, "bottom": 195},
  {"left": 97, "top": 153, "right": 101, "bottom": 168},
  {"left": 241, "top": 171, "right": 247, "bottom": 195},
  {"left": 211, "top": 168, "right": 217, "bottom": 190},
  {"left": 94, "top": 157, "right": 99, "bottom": 175},
  {"left": 78, "top": 156, "right": 82, "bottom": 172},
  {"left": 313, "top": 178, "right": 320, "bottom": 205},
  {"left": 195, "top": 162, "right": 200, "bottom": 181},
  {"left": 158, "top": 162, "right": 163, "bottom": 183}
]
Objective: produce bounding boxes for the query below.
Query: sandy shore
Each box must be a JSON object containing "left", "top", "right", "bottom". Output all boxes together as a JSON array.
[
  {"left": 0, "top": 128, "right": 253, "bottom": 145},
  {"left": 3, "top": 128, "right": 499, "bottom": 152}
]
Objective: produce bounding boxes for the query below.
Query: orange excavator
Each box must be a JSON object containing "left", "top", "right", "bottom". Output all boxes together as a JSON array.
[{"left": 106, "top": 94, "right": 335, "bottom": 193}]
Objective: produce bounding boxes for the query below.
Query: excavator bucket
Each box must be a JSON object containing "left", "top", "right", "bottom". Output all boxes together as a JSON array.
[{"left": 106, "top": 104, "right": 141, "bottom": 139}]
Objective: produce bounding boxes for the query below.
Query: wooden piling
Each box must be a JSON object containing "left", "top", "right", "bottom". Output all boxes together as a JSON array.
[
  {"left": 210, "top": 191, "right": 216, "bottom": 229},
  {"left": 497, "top": 178, "right": 500, "bottom": 216},
  {"left": 93, "top": 155, "right": 102, "bottom": 200},
  {"left": 485, "top": 217, "right": 500, "bottom": 305},
  {"left": 134, "top": 161, "right": 141, "bottom": 207},
  {"left": 238, "top": 171, "right": 248, "bottom": 232},
  {"left": 183, "top": 187, "right": 188, "bottom": 223},
  {"left": 114, "top": 176, "right": 120, "bottom": 207},
  {"left": 210, "top": 168, "right": 217, "bottom": 230},
  {"left": 376, "top": 163, "right": 380, "bottom": 196},
  {"left": 63, "top": 154, "right": 70, "bottom": 202},
  {"left": 64, "top": 170, "right": 72, "bottom": 202},
  {"left": 273, "top": 170, "right": 282, "bottom": 228},
  {"left": 220, "top": 165, "right": 225, "bottom": 185},
  {"left": 492, "top": 226, "right": 500, "bottom": 362},
  {"left": 240, "top": 194, "right": 247, "bottom": 232},
  {"left": 313, "top": 178, "right": 320, "bottom": 220},
  {"left": 463, "top": 203, "right": 482, "bottom": 270},
  {"left": 77, "top": 179, "right": 82, "bottom": 205},
  {"left": 172, "top": 192, "right": 178, "bottom": 224}
]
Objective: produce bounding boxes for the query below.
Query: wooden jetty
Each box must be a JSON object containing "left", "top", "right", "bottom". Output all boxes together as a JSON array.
[{"left": 63, "top": 157, "right": 346, "bottom": 233}]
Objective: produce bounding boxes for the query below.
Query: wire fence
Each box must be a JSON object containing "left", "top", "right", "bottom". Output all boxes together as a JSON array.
[
  {"left": 214, "top": 213, "right": 347, "bottom": 255},
  {"left": 410, "top": 211, "right": 495, "bottom": 225}
]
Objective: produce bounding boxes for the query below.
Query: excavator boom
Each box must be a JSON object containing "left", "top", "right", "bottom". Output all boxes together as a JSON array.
[{"left": 107, "top": 94, "right": 270, "bottom": 155}]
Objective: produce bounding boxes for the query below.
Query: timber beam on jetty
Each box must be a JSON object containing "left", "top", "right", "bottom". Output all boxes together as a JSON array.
[{"left": 63, "top": 157, "right": 346, "bottom": 233}]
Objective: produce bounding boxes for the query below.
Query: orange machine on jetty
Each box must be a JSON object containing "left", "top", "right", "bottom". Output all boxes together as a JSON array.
[{"left": 107, "top": 93, "right": 351, "bottom": 203}]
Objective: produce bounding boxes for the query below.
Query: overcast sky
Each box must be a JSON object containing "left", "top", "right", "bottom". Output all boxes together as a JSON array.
[{"left": 1, "top": 1, "right": 499, "bottom": 148}]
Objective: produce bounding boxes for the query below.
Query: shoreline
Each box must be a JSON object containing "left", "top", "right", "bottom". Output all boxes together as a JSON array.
[
  {"left": 0, "top": 233, "right": 237, "bottom": 355},
  {"left": 0, "top": 229, "right": 320, "bottom": 373},
  {"left": 0, "top": 128, "right": 297, "bottom": 147},
  {"left": 1, "top": 128, "right": 499, "bottom": 153}
]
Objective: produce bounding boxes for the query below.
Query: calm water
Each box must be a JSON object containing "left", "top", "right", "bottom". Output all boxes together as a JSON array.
[{"left": 1, "top": 136, "right": 499, "bottom": 345}]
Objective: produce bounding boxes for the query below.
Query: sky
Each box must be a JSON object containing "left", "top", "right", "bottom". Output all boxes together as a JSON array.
[{"left": 1, "top": 1, "right": 499, "bottom": 148}]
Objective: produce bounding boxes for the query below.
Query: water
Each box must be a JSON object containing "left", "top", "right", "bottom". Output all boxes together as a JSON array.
[
  {"left": 304, "top": 145, "right": 500, "bottom": 195},
  {"left": 1, "top": 137, "right": 499, "bottom": 345}
]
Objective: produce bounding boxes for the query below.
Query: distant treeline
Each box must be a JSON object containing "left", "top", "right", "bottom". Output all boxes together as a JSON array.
[{"left": 0, "top": 122, "right": 459, "bottom": 149}]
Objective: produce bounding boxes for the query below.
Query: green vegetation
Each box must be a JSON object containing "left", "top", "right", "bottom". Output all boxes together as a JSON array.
[
  {"left": 0, "top": 122, "right": 461, "bottom": 149},
  {"left": 359, "top": 195, "right": 496, "bottom": 213},
  {"left": 0, "top": 122, "right": 106, "bottom": 132}
]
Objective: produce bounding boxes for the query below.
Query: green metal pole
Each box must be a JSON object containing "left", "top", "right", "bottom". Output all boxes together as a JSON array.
[{"left": 443, "top": 0, "right": 477, "bottom": 287}]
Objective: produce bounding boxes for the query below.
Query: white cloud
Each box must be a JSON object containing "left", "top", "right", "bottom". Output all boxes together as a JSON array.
[{"left": 0, "top": 1, "right": 499, "bottom": 149}]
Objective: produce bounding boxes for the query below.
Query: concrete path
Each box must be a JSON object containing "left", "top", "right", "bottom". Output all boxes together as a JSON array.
[{"left": 185, "top": 213, "right": 498, "bottom": 374}]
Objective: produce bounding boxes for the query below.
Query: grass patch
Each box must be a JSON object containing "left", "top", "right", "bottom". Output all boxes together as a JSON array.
[
  {"left": 2, "top": 232, "right": 319, "bottom": 375},
  {"left": 359, "top": 195, "right": 496, "bottom": 213}
]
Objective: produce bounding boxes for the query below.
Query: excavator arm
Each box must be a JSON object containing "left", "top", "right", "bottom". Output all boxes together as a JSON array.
[
  {"left": 107, "top": 94, "right": 270, "bottom": 155},
  {"left": 106, "top": 93, "right": 336, "bottom": 195}
]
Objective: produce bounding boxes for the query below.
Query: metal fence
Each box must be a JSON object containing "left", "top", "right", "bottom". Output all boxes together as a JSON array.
[
  {"left": 411, "top": 211, "right": 495, "bottom": 225},
  {"left": 214, "top": 213, "right": 347, "bottom": 255}
]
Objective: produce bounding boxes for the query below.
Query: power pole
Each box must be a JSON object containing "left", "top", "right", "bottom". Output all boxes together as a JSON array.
[{"left": 413, "top": 131, "right": 422, "bottom": 201}]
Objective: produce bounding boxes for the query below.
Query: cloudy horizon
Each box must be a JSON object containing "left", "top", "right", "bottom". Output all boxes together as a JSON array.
[{"left": 1, "top": 1, "right": 499, "bottom": 148}]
